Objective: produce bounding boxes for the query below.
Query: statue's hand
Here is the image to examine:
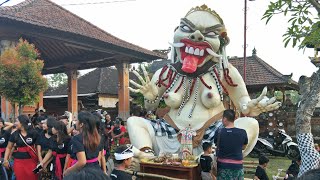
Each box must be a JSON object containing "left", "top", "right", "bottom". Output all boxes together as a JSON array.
[
  {"left": 128, "top": 64, "right": 158, "bottom": 100},
  {"left": 241, "top": 87, "right": 281, "bottom": 117},
  {"left": 128, "top": 151, "right": 155, "bottom": 171}
]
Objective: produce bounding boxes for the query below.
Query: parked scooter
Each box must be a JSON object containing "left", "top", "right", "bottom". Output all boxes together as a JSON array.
[{"left": 250, "top": 129, "right": 300, "bottom": 160}]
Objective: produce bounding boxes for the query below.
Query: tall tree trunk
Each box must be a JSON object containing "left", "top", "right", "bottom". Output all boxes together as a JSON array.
[{"left": 296, "top": 69, "right": 320, "bottom": 176}]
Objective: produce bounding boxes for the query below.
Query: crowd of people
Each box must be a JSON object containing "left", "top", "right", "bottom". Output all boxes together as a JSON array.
[
  {"left": 0, "top": 108, "right": 319, "bottom": 180},
  {"left": 0, "top": 109, "right": 133, "bottom": 180},
  {"left": 199, "top": 109, "right": 320, "bottom": 180}
]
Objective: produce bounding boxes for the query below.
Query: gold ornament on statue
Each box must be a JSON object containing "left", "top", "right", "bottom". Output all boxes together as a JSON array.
[{"left": 185, "top": 4, "right": 224, "bottom": 25}]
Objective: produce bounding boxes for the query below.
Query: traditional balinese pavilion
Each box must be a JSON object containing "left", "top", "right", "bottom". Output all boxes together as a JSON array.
[
  {"left": 43, "top": 67, "right": 141, "bottom": 117},
  {"left": 0, "top": 0, "right": 164, "bottom": 120}
]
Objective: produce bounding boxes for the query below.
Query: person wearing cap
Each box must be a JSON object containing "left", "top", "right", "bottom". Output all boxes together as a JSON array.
[
  {"left": 111, "top": 118, "right": 126, "bottom": 146},
  {"left": 110, "top": 144, "right": 134, "bottom": 180}
]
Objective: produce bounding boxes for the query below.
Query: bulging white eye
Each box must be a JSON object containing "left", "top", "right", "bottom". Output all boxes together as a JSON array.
[
  {"left": 206, "top": 32, "right": 218, "bottom": 37},
  {"left": 180, "top": 25, "right": 191, "bottom": 32}
]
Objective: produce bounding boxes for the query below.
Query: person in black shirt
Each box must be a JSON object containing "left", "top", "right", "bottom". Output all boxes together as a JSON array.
[
  {"left": 200, "top": 142, "right": 215, "bottom": 180},
  {"left": 3, "top": 115, "right": 39, "bottom": 180},
  {"left": 63, "top": 111, "right": 102, "bottom": 177},
  {"left": 254, "top": 155, "right": 269, "bottom": 180},
  {"left": 105, "top": 114, "right": 113, "bottom": 150},
  {"left": 93, "top": 112, "right": 107, "bottom": 174},
  {"left": 0, "top": 117, "right": 14, "bottom": 158},
  {"left": 41, "top": 120, "right": 71, "bottom": 180},
  {"left": 214, "top": 109, "right": 248, "bottom": 180},
  {"left": 284, "top": 156, "right": 301, "bottom": 180},
  {"left": 110, "top": 144, "right": 135, "bottom": 180},
  {"left": 36, "top": 118, "right": 53, "bottom": 180},
  {"left": 34, "top": 116, "right": 46, "bottom": 134}
]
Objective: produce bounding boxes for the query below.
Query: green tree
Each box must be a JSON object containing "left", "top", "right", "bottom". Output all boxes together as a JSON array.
[
  {"left": 49, "top": 73, "right": 67, "bottom": 88},
  {"left": 0, "top": 39, "right": 48, "bottom": 117},
  {"left": 263, "top": 0, "right": 320, "bottom": 49},
  {"left": 263, "top": 0, "right": 320, "bottom": 175}
]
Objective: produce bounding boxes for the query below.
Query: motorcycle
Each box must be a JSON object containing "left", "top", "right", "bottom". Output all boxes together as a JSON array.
[{"left": 250, "top": 129, "right": 300, "bottom": 160}]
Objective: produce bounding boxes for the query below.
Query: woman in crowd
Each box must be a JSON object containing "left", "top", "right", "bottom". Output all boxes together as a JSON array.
[
  {"left": 36, "top": 118, "right": 53, "bottom": 180},
  {"left": 92, "top": 112, "right": 108, "bottom": 174},
  {"left": 0, "top": 118, "right": 14, "bottom": 158},
  {"left": 63, "top": 111, "right": 102, "bottom": 177},
  {"left": 40, "top": 120, "right": 71, "bottom": 180},
  {"left": 3, "top": 115, "right": 39, "bottom": 180}
]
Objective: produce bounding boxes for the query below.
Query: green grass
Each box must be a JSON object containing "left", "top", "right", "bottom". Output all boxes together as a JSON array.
[{"left": 244, "top": 156, "right": 292, "bottom": 179}]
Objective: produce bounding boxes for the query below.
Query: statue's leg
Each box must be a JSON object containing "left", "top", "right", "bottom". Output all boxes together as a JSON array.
[
  {"left": 127, "top": 116, "right": 156, "bottom": 153},
  {"left": 234, "top": 117, "right": 259, "bottom": 157}
]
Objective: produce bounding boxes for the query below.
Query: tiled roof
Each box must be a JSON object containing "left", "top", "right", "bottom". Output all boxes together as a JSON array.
[
  {"left": 0, "top": 0, "right": 164, "bottom": 59},
  {"left": 228, "top": 55, "right": 297, "bottom": 88},
  {"left": 45, "top": 67, "right": 139, "bottom": 96}
]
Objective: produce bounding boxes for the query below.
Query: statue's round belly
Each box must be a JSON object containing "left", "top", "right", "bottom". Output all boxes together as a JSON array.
[{"left": 167, "top": 99, "right": 225, "bottom": 130}]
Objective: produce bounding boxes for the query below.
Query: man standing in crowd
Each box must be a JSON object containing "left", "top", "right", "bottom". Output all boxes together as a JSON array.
[
  {"left": 111, "top": 118, "right": 126, "bottom": 146},
  {"left": 214, "top": 109, "right": 248, "bottom": 180}
]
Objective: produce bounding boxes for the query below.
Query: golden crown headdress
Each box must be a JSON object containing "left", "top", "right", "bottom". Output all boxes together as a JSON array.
[{"left": 185, "top": 4, "right": 224, "bottom": 25}]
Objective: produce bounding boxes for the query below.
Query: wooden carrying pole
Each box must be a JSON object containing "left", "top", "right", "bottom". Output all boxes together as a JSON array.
[{"left": 123, "top": 170, "right": 186, "bottom": 180}]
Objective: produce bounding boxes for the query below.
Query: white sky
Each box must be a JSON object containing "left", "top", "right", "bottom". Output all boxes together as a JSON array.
[{"left": 4, "top": 0, "right": 318, "bottom": 81}]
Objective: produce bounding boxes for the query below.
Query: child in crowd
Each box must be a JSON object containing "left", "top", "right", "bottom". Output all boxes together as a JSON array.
[
  {"left": 200, "top": 142, "right": 216, "bottom": 180},
  {"left": 284, "top": 156, "right": 301, "bottom": 180},
  {"left": 315, "top": 143, "right": 320, "bottom": 153},
  {"left": 254, "top": 155, "right": 269, "bottom": 180}
]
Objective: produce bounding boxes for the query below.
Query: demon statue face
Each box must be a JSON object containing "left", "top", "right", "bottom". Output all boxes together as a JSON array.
[{"left": 172, "top": 5, "right": 229, "bottom": 74}]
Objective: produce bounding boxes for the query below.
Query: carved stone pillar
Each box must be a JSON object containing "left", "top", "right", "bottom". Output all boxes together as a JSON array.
[{"left": 116, "top": 63, "right": 130, "bottom": 121}]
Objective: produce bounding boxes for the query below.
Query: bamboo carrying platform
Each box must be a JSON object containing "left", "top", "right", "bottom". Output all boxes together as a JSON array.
[{"left": 140, "top": 162, "right": 201, "bottom": 180}]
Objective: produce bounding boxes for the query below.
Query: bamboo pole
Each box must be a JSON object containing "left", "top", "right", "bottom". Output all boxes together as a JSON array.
[{"left": 123, "top": 170, "right": 187, "bottom": 180}]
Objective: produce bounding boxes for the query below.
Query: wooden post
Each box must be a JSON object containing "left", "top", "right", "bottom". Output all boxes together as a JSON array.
[
  {"left": 116, "top": 63, "right": 130, "bottom": 121},
  {"left": 37, "top": 92, "right": 44, "bottom": 109},
  {"left": 66, "top": 67, "right": 78, "bottom": 118},
  {"left": 1, "top": 97, "right": 7, "bottom": 120}
]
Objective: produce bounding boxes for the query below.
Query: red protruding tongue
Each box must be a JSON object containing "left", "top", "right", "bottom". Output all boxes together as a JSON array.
[{"left": 181, "top": 55, "right": 199, "bottom": 73}]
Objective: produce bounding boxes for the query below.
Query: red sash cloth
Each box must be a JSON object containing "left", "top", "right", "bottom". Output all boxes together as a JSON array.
[
  {"left": 14, "top": 158, "right": 38, "bottom": 180},
  {"left": 0, "top": 147, "right": 5, "bottom": 158},
  {"left": 15, "top": 146, "right": 38, "bottom": 163},
  {"left": 52, "top": 152, "right": 67, "bottom": 180}
]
